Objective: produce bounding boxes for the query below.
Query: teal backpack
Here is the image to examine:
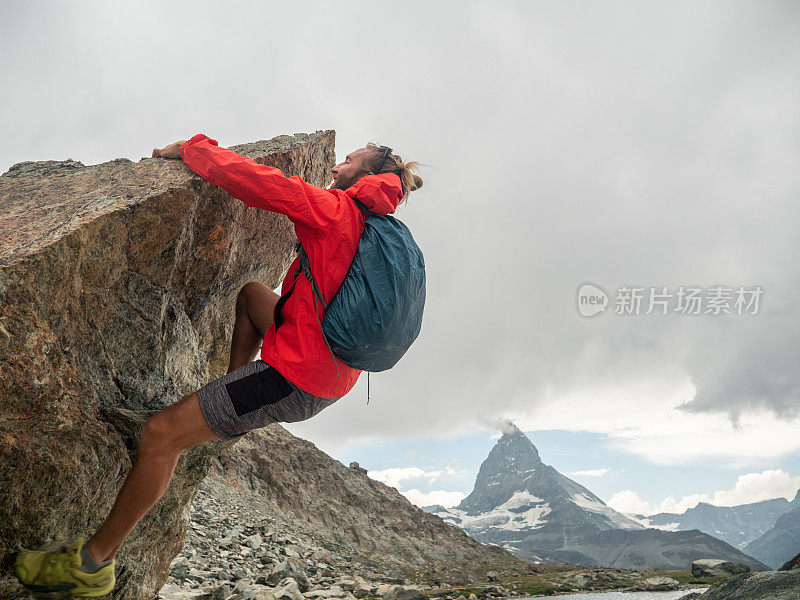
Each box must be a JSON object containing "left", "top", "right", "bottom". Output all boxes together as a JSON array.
[{"left": 296, "top": 197, "right": 426, "bottom": 383}]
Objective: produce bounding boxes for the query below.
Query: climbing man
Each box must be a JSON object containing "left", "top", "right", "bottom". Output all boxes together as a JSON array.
[{"left": 14, "top": 133, "right": 424, "bottom": 597}]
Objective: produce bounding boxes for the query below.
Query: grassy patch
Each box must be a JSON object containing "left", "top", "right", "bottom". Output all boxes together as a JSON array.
[
  {"left": 516, "top": 584, "right": 560, "bottom": 596},
  {"left": 420, "top": 565, "right": 725, "bottom": 598},
  {"left": 654, "top": 569, "right": 726, "bottom": 586}
]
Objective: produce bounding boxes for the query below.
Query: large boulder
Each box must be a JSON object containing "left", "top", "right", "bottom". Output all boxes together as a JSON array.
[
  {"left": 267, "top": 558, "right": 311, "bottom": 591},
  {"left": 692, "top": 558, "right": 751, "bottom": 578},
  {"left": 0, "top": 131, "right": 335, "bottom": 599},
  {"left": 383, "top": 585, "right": 427, "bottom": 600},
  {"left": 699, "top": 569, "right": 800, "bottom": 599},
  {"left": 634, "top": 576, "right": 680, "bottom": 591},
  {"left": 273, "top": 578, "right": 305, "bottom": 600}
]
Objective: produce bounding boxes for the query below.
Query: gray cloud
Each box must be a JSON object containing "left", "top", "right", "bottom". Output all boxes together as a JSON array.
[{"left": 2, "top": 1, "right": 798, "bottom": 454}]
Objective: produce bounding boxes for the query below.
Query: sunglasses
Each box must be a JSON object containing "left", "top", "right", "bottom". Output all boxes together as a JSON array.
[{"left": 375, "top": 145, "right": 393, "bottom": 174}]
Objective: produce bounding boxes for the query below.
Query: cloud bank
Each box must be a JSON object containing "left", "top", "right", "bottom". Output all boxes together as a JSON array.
[
  {"left": 608, "top": 469, "right": 800, "bottom": 515},
  {"left": 2, "top": 2, "right": 798, "bottom": 465}
]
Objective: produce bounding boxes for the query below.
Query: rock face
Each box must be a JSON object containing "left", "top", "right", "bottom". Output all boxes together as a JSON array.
[
  {"left": 697, "top": 570, "right": 800, "bottom": 600},
  {"left": 427, "top": 424, "right": 770, "bottom": 570},
  {"left": 692, "top": 559, "right": 750, "bottom": 578},
  {"left": 0, "top": 131, "right": 335, "bottom": 599}
]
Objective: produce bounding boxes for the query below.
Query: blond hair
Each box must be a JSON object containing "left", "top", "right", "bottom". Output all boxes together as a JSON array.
[{"left": 365, "top": 142, "right": 424, "bottom": 203}]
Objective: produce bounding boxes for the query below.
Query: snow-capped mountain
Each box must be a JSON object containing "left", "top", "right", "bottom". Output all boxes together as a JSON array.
[
  {"left": 427, "top": 423, "right": 642, "bottom": 547},
  {"left": 424, "top": 423, "right": 769, "bottom": 570}
]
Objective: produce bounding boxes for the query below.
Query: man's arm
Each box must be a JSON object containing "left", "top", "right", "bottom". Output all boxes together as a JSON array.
[{"left": 175, "top": 134, "right": 340, "bottom": 230}]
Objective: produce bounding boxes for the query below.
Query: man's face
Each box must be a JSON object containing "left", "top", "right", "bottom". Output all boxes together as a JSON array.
[{"left": 329, "top": 147, "right": 372, "bottom": 190}]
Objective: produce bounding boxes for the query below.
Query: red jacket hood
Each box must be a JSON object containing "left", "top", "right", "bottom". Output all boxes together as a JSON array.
[{"left": 345, "top": 173, "right": 403, "bottom": 215}]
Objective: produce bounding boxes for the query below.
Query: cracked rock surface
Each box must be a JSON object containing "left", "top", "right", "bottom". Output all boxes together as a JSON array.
[{"left": 0, "top": 131, "right": 335, "bottom": 600}]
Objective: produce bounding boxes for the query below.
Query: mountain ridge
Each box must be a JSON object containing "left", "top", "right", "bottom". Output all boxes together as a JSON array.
[
  {"left": 425, "top": 424, "right": 770, "bottom": 571},
  {"left": 745, "top": 503, "right": 800, "bottom": 569},
  {"left": 632, "top": 495, "right": 797, "bottom": 550}
]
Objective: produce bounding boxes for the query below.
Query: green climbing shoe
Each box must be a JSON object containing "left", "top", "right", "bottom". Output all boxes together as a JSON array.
[{"left": 14, "top": 536, "right": 115, "bottom": 597}]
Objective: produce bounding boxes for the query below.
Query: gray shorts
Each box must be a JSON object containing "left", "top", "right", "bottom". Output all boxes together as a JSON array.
[{"left": 197, "top": 359, "right": 339, "bottom": 441}]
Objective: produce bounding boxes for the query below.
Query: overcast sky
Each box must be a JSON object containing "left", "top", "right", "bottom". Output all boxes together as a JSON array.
[{"left": 3, "top": 1, "right": 799, "bottom": 514}]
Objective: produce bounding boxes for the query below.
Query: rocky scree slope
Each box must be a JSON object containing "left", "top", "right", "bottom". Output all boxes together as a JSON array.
[
  {"left": 157, "top": 424, "right": 539, "bottom": 600},
  {"left": 206, "top": 424, "right": 533, "bottom": 585}
]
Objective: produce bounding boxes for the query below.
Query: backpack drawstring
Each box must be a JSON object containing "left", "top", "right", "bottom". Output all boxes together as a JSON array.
[{"left": 313, "top": 287, "right": 342, "bottom": 379}]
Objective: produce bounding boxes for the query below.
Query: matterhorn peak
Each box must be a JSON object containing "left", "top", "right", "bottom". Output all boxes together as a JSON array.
[
  {"left": 455, "top": 424, "right": 543, "bottom": 514},
  {"left": 494, "top": 422, "right": 542, "bottom": 464},
  {"left": 427, "top": 427, "right": 769, "bottom": 571}
]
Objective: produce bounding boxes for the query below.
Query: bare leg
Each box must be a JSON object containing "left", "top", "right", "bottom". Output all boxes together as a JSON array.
[
  {"left": 83, "top": 392, "right": 219, "bottom": 562},
  {"left": 227, "top": 282, "right": 280, "bottom": 373},
  {"left": 82, "top": 282, "right": 279, "bottom": 562}
]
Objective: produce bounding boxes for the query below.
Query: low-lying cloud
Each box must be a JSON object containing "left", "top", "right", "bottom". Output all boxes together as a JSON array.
[{"left": 607, "top": 469, "right": 800, "bottom": 515}]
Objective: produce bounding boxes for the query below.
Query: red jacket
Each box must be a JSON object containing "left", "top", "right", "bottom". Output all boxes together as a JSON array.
[{"left": 180, "top": 134, "right": 403, "bottom": 399}]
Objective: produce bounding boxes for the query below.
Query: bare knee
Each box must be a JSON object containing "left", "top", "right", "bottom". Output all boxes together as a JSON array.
[
  {"left": 140, "top": 412, "right": 180, "bottom": 453},
  {"left": 237, "top": 281, "right": 265, "bottom": 307},
  {"left": 235, "top": 281, "right": 279, "bottom": 335},
  {"left": 140, "top": 393, "right": 219, "bottom": 452}
]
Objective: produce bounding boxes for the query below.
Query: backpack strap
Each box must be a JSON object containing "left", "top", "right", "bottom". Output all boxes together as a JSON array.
[
  {"left": 292, "top": 195, "right": 373, "bottom": 322},
  {"left": 290, "top": 197, "right": 375, "bottom": 387},
  {"left": 294, "top": 245, "right": 341, "bottom": 379},
  {"left": 352, "top": 197, "right": 372, "bottom": 219},
  {"left": 294, "top": 245, "right": 327, "bottom": 310}
]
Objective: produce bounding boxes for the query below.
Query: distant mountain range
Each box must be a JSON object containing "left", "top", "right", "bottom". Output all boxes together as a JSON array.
[
  {"left": 633, "top": 497, "right": 794, "bottom": 548},
  {"left": 629, "top": 490, "right": 800, "bottom": 567},
  {"left": 423, "top": 423, "right": 771, "bottom": 571},
  {"left": 744, "top": 497, "right": 800, "bottom": 569}
]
